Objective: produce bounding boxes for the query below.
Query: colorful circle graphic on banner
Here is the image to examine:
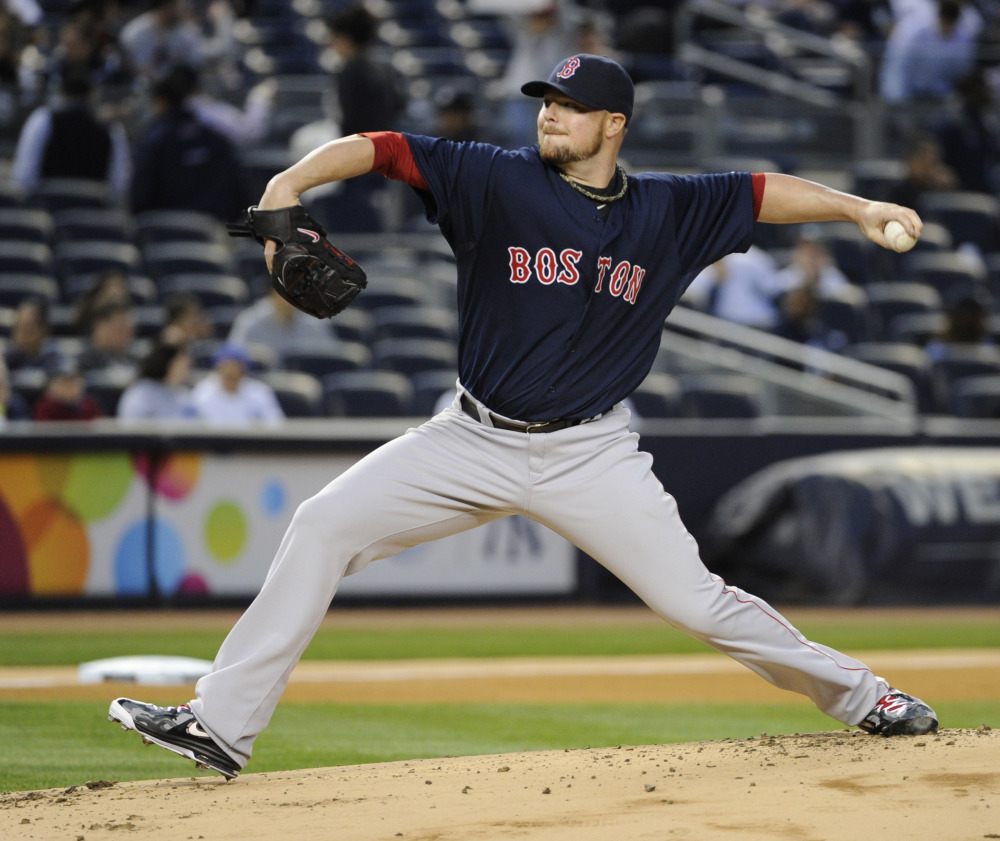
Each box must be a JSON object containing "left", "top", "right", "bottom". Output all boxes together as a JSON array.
[
  {"left": 38, "top": 453, "right": 133, "bottom": 522},
  {"left": 114, "top": 518, "right": 187, "bottom": 596},
  {"left": 205, "top": 501, "right": 247, "bottom": 562},
  {"left": 261, "top": 480, "right": 286, "bottom": 516},
  {"left": 133, "top": 452, "right": 202, "bottom": 500},
  {"left": 22, "top": 499, "right": 89, "bottom": 593}
]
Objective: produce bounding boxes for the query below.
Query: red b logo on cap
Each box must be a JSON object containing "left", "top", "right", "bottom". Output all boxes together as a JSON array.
[{"left": 556, "top": 57, "right": 581, "bottom": 79}]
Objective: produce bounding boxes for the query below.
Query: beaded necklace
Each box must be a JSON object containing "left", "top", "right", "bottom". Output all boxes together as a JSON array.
[{"left": 557, "top": 164, "right": 628, "bottom": 203}]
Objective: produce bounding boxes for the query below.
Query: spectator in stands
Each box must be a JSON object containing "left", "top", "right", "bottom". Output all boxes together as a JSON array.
[
  {"left": 879, "top": 0, "right": 980, "bottom": 103},
  {"left": 77, "top": 299, "right": 137, "bottom": 377},
  {"left": 771, "top": 282, "right": 844, "bottom": 350},
  {"left": 468, "top": 0, "right": 586, "bottom": 144},
  {"left": 925, "top": 291, "right": 994, "bottom": 361},
  {"left": 886, "top": 130, "right": 958, "bottom": 210},
  {"left": 130, "top": 63, "right": 248, "bottom": 222},
  {"left": 42, "top": 13, "right": 129, "bottom": 92},
  {"left": 936, "top": 69, "right": 1000, "bottom": 194},
  {"left": 72, "top": 268, "right": 131, "bottom": 334},
  {"left": 0, "top": 355, "right": 32, "bottom": 424},
  {"left": 10, "top": 60, "right": 131, "bottom": 200},
  {"left": 161, "top": 290, "right": 213, "bottom": 346},
  {"left": 317, "top": 4, "right": 407, "bottom": 232},
  {"left": 118, "top": 0, "right": 204, "bottom": 83},
  {"left": 0, "top": 5, "right": 38, "bottom": 100},
  {"left": 158, "top": 61, "right": 276, "bottom": 148},
  {"left": 775, "top": 233, "right": 851, "bottom": 298},
  {"left": 326, "top": 4, "right": 406, "bottom": 137},
  {"left": 228, "top": 287, "right": 340, "bottom": 364},
  {"left": 682, "top": 245, "right": 786, "bottom": 330},
  {"left": 434, "top": 87, "right": 480, "bottom": 143},
  {"left": 190, "top": 343, "right": 284, "bottom": 425},
  {"left": 33, "top": 357, "right": 103, "bottom": 421},
  {"left": 5, "top": 298, "right": 61, "bottom": 375},
  {"left": 117, "top": 339, "right": 196, "bottom": 421}
]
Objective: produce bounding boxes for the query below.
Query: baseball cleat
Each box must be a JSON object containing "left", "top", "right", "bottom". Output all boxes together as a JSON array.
[
  {"left": 859, "top": 687, "right": 938, "bottom": 737},
  {"left": 108, "top": 697, "right": 241, "bottom": 779}
]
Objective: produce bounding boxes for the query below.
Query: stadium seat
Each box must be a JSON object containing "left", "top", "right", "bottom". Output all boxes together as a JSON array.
[
  {"left": 629, "top": 372, "right": 683, "bottom": 418},
  {"left": 134, "top": 209, "right": 228, "bottom": 246},
  {"left": 371, "top": 337, "right": 457, "bottom": 376},
  {"left": 350, "top": 277, "right": 429, "bottom": 311},
  {"left": 131, "top": 305, "right": 167, "bottom": 339},
  {"left": 330, "top": 307, "right": 374, "bottom": 344},
  {"left": 157, "top": 274, "right": 250, "bottom": 308},
  {"left": 282, "top": 340, "right": 372, "bottom": 377},
  {"left": 0, "top": 273, "right": 60, "bottom": 308},
  {"left": 0, "top": 241, "right": 54, "bottom": 276},
  {"left": 255, "top": 370, "right": 323, "bottom": 418},
  {"left": 61, "top": 274, "right": 158, "bottom": 306},
  {"left": 0, "top": 208, "right": 53, "bottom": 243},
  {"left": 678, "top": 373, "right": 762, "bottom": 419},
  {"left": 919, "top": 191, "right": 1000, "bottom": 254},
  {"left": 10, "top": 368, "right": 47, "bottom": 409},
  {"left": 887, "top": 311, "right": 946, "bottom": 346},
  {"left": 85, "top": 367, "right": 135, "bottom": 416},
  {"left": 410, "top": 369, "right": 459, "bottom": 415},
  {"left": 843, "top": 341, "right": 937, "bottom": 413},
  {"left": 864, "top": 282, "right": 942, "bottom": 339},
  {"left": 372, "top": 305, "right": 457, "bottom": 340},
  {"left": 52, "top": 207, "right": 134, "bottom": 244},
  {"left": 28, "top": 178, "right": 110, "bottom": 212},
  {"left": 54, "top": 241, "right": 141, "bottom": 283},
  {"left": 900, "top": 250, "right": 988, "bottom": 301},
  {"left": 815, "top": 285, "right": 875, "bottom": 346},
  {"left": 817, "top": 222, "right": 878, "bottom": 286},
  {"left": 929, "top": 345, "right": 1000, "bottom": 411},
  {"left": 323, "top": 370, "right": 415, "bottom": 417},
  {"left": 141, "top": 242, "right": 235, "bottom": 280},
  {"left": 851, "top": 159, "right": 908, "bottom": 203},
  {"left": 949, "top": 374, "right": 1000, "bottom": 418}
]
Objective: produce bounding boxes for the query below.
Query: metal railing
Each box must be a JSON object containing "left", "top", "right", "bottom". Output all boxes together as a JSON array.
[{"left": 660, "top": 306, "right": 918, "bottom": 422}]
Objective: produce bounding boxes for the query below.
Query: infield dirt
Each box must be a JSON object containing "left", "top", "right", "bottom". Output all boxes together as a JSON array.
[{"left": 1, "top": 607, "right": 998, "bottom": 840}]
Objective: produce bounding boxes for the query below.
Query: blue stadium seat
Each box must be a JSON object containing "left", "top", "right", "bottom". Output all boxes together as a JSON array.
[
  {"left": 282, "top": 340, "right": 372, "bottom": 377},
  {"left": 678, "top": 373, "right": 762, "bottom": 419},
  {"left": 256, "top": 370, "right": 324, "bottom": 418},
  {"left": 323, "top": 370, "right": 415, "bottom": 417},
  {"left": 372, "top": 337, "right": 457, "bottom": 376}
]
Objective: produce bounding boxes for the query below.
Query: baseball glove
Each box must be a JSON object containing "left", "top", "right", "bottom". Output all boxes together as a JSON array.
[{"left": 227, "top": 205, "right": 367, "bottom": 318}]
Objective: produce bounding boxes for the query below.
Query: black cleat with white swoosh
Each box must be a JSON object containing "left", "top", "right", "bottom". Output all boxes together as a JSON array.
[{"left": 108, "top": 697, "right": 241, "bottom": 779}]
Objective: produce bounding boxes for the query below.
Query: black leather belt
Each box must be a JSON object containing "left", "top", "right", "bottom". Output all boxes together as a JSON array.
[{"left": 460, "top": 392, "right": 599, "bottom": 434}]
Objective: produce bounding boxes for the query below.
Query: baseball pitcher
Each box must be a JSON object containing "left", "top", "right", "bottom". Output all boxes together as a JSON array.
[{"left": 110, "top": 54, "right": 936, "bottom": 779}]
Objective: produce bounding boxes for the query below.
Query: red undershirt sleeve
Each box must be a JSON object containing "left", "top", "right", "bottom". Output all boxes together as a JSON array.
[
  {"left": 751, "top": 172, "right": 765, "bottom": 220},
  {"left": 360, "top": 131, "right": 429, "bottom": 192}
]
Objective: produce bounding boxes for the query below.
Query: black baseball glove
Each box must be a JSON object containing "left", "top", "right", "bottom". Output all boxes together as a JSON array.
[{"left": 227, "top": 205, "right": 367, "bottom": 318}]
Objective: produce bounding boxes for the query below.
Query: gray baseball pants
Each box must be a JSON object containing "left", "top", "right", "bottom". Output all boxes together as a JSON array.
[{"left": 190, "top": 393, "right": 886, "bottom": 767}]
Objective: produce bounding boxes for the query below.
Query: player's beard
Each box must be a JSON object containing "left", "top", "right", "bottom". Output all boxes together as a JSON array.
[{"left": 538, "top": 125, "right": 604, "bottom": 166}]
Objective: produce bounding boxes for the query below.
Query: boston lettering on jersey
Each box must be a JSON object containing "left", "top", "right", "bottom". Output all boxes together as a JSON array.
[
  {"left": 365, "top": 131, "right": 756, "bottom": 420},
  {"left": 508, "top": 246, "right": 645, "bottom": 305}
]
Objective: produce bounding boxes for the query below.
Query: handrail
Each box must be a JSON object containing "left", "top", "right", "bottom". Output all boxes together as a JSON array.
[{"left": 662, "top": 306, "right": 918, "bottom": 420}]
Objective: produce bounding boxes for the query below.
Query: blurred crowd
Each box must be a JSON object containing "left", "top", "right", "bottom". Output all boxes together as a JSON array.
[{"left": 1, "top": 0, "right": 1000, "bottom": 425}]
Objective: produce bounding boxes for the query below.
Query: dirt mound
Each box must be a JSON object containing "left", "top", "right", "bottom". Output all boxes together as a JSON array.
[{"left": 3, "top": 728, "right": 997, "bottom": 841}]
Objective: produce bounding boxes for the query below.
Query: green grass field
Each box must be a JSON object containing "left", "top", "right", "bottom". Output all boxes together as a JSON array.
[{"left": 2, "top": 614, "right": 998, "bottom": 793}]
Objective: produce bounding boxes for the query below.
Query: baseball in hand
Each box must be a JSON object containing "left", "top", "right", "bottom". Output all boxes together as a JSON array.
[{"left": 883, "top": 220, "right": 917, "bottom": 252}]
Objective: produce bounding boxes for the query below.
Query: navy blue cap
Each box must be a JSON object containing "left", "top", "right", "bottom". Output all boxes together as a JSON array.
[{"left": 521, "top": 54, "right": 634, "bottom": 123}]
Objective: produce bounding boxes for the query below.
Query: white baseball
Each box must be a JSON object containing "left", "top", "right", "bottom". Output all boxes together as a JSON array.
[{"left": 884, "top": 220, "right": 917, "bottom": 252}]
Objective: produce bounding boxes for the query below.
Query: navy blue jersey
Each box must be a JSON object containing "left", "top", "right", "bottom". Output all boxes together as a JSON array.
[{"left": 403, "top": 134, "right": 756, "bottom": 420}]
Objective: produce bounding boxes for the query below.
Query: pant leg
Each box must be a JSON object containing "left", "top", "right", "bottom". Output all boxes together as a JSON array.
[
  {"left": 191, "top": 409, "right": 525, "bottom": 763},
  {"left": 525, "top": 406, "right": 887, "bottom": 726}
]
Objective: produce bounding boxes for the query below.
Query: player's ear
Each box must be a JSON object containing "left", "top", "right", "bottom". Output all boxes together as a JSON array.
[{"left": 605, "top": 112, "right": 627, "bottom": 139}]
